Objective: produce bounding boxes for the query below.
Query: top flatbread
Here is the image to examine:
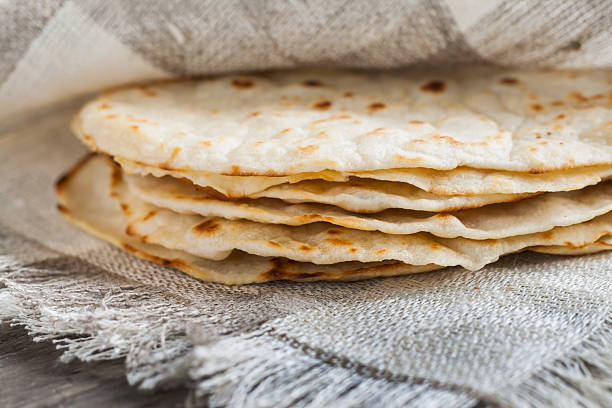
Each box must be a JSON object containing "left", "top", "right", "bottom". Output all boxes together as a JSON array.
[{"left": 74, "top": 69, "right": 612, "bottom": 175}]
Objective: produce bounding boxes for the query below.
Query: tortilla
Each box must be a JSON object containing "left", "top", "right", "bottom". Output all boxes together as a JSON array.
[
  {"left": 531, "top": 235, "right": 612, "bottom": 255},
  {"left": 126, "top": 171, "right": 612, "bottom": 239},
  {"left": 55, "top": 154, "right": 440, "bottom": 284},
  {"left": 110, "top": 166, "right": 612, "bottom": 271},
  {"left": 74, "top": 69, "right": 612, "bottom": 175},
  {"left": 248, "top": 179, "right": 532, "bottom": 213},
  {"left": 57, "top": 155, "right": 611, "bottom": 284},
  {"left": 118, "top": 156, "right": 612, "bottom": 197}
]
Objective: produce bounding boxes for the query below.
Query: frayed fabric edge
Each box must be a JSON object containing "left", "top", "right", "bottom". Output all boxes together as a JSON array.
[
  {"left": 2, "top": 256, "right": 612, "bottom": 408},
  {"left": 493, "top": 317, "right": 612, "bottom": 408}
]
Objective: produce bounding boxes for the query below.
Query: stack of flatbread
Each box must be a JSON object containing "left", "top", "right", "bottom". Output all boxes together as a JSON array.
[{"left": 57, "top": 69, "right": 612, "bottom": 284}]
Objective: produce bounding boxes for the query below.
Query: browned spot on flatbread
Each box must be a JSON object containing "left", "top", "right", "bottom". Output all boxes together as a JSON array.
[
  {"left": 499, "top": 77, "right": 519, "bottom": 85},
  {"left": 193, "top": 219, "right": 220, "bottom": 235},
  {"left": 368, "top": 102, "right": 386, "bottom": 112},
  {"left": 569, "top": 91, "right": 588, "bottom": 103},
  {"left": 326, "top": 230, "right": 342, "bottom": 235},
  {"left": 220, "top": 166, "right": 286, "bottom": 177},
  {"left": 131, "top": 125, "right": 139, "bottom": 131},
  {"left": 530, "top": 104, "right": 544, "bottom": 112},
  {"left": 312, "top": 115, "right": 353, "bottom": 125},
  {"left": 200, "top": 140, "right": 211, "bottom": 147},
  {"left": 258, "top": 258, "right": 364, "bottom": 282},
  {"left": 550, "top": 100, "right": 565, "bottom": 107},
  {"left": 119, "top": 203, "right": 131, "bottom": 216},
  {"left": 420, "top": 80, "right": 446, "bottom": 93},
  {"left": 313, "top": 100, "right": 332, "bottom": 110},
  {"left": 366, "top": 128, "right": 387, "bottom": 136},
  {"left": 432, "top": 134, "right": 462, "bottom": 145},
  {"left": 156, "top": 147, "right": 181, "bottom": 170},
  {"left": 99, "top": 103, "right": 112, "bottom": 109},
  {"left": 349, "top": 248, "right": 358, "bottom": 253},
  {"left": 542, "top": 230, "right": 555, "bottom": 239},
  {"left": 299, "top": 245, "right": 314, "bottom": 251},
  {"left": 142, "top": 210, "right": 157, "bottom": 222},
  {"left": 56, "top": 203, "right": 68, "bottom": 214},
  {"left": 302, "top": 79, "right": 323, "bottom": 87},
  {"left": 259, "top": 258, "right": 316, "bottom": 281},
  {"left": 280, "top": 128, "right": 292, "bottom": 134},
  {"left": 325, "top": 238, "right": 353, "bottom": 246},
  {"left": 376, "top": 249, "right": 387, "bottom": 254},
  {"left": 105, "top": 114, "right": 117, "bottom": 119},
  {"left": 248, "top": 111, "right": 261, "bottom": 117},
  {"left": 140, "top": 87, "right": 157, "bottom": 97},
  {"left": 409, "top": 120, "right": 425, "bottom": 125},
  {"left": 555, "top": 113, "right": 567, "bottom": 120},
  {"left": 298, "top": 144, "right": 319, "bottom": 153},
  {"left": 232, "top": 78, "right": 254, "bottom": 89},
  {"left": 267, "top": 241, "right": 282, "bottom": 248},
  {"left": 394, "top": 153, "right": 425, "bottom": 163},
  {"left": 131, "top": 118, "right": 151, "bottom": 123},
  {"left": 343, "top": 92, "right": 354, "bottom": 98}
]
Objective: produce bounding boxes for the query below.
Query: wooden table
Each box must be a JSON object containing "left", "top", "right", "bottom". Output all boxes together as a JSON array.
[{"left": 0, "top": 323, "right": 188, "bottom": 407}]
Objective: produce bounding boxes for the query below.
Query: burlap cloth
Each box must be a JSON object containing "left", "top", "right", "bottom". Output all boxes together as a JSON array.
[{"left": 1, "top": 2, "right": 611, "bottom": 407}]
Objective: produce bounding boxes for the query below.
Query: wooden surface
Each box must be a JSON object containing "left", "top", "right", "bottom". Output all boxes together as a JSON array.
[{"left": 0, "top": 323, "right": 188, "bottom": 408}]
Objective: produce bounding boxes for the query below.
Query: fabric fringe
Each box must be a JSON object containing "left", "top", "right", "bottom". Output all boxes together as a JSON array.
[
  {"left": 2, "top": 253, "right": 612, "bottom": 408},
  {"left": 185, "top": 329, "right": 475, "bottom": 408},
  {"left": 498, "top": 318, "right": 612, "bottom": 408}
]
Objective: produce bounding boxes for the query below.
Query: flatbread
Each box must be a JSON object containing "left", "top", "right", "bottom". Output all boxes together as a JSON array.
[
  {"left": 55, "top": 154, "right": 440, "bottom": 284},
  {"left": 57, "top": 155, "right": 611, "bottom": 284},
  {"left": 248, "top": 179, "right": 533, "bottom": 213},
  {"left": 126, "top": 169, "right": 535, "bottom": 214},
  {"left": 118, "top": 157, "right": 612, "bottom": 197},
  {"left": 74, "top": 69, "right": 612, "bottom": 175},
  {"left": 111, "top": 166, "right": 612, "bottom": 271},
  {"left": 531, "top": 235, "right": 612, "bottom": 255},
  {"left": 126, "top": 171, "right": 612, "bottom": 239}
]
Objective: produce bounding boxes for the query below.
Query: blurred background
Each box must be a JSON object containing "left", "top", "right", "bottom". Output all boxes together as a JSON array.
[{"left": 1, "top": 0, "right": 611, "bottom": 124}]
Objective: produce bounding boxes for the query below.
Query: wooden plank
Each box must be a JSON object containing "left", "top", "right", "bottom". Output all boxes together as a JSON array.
[{"left": 0, "top": 323, "right": 188, "bottom": 407}]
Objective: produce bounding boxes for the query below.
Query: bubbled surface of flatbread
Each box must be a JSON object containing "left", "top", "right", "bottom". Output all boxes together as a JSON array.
[{"left": 74, "top": 69, "right": 612, "bottom": 175}]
